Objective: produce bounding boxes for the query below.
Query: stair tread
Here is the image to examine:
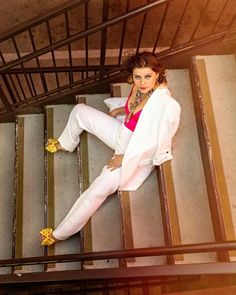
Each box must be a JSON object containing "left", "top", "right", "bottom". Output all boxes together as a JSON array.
[
  {"left": 0, "top": 123, "right": 15, "bottom": 274},
  {"left": 193, "top": 55, "right": 236, "bottom": 256},
  {"left": 111, "top": 83, "right": 166, "bottom": 267},
  {"left": 81, "top": 94, "right": 123, "bottom": 269},
  {"left": 45, "top": 105, "right": 81, "bottom": 271},
  {"left": 167, "top": 69, "right": 216, "bottom": 263},
  {"left": 15, "top": 114, "right": 45, "bottom": 273}
]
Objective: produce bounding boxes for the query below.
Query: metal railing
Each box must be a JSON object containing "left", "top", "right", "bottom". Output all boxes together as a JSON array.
[
  {"left": 0, "top": 0, "right": 235, "bottom": 118},
  {"left": 0, "top": 241, "right": 236, "bottom": 282}
]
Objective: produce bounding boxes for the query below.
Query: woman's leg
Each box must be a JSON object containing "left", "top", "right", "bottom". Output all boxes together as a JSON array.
[
  {"left": 58, "top": 103, "right": 122, "bottom": 152},
  {"left": 52, "top": 165, "right": 121, "bottom": 240}
]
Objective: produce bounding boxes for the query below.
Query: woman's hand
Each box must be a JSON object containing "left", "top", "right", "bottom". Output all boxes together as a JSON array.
[
  {"left": 107, "top": 154, "right": 124, "bottom": 171},
  {"left": 110, "top": 106, "right": 125, "bottom": 118}
]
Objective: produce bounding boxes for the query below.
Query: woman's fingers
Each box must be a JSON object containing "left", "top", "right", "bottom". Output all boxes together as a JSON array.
[{"left": 107, "top": 154, "right": 123, "bottom": 171}]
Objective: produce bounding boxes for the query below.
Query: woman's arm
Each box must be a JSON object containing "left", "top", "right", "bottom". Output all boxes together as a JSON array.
[{"left": 110, "top": 106, "right": 126, "bottom": 118}]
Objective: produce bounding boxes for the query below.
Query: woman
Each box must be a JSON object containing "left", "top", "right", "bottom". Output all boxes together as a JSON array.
[{"left": 40, "top": 51, "right": 181, "bottom": 246}]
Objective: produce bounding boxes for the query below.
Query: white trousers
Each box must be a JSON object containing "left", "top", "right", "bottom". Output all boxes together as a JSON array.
[{"left": 53, "top": 103, "right": 132, "bottom": 240}]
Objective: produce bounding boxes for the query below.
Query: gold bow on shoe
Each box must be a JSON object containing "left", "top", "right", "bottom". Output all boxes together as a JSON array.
[
  {"left": 39, "top": 228, "right": 56, "bottom": 246},
  {"left": 45, "top": 138, "right": 59, "bottom": 153}
]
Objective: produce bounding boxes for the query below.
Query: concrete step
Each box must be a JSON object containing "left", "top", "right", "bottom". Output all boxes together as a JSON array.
[
  {"left": 0, "top": 123, "right": 15, "bottom": 275},
  {"left": 110, "top": 83, "right": 166, "bottom": 267},
  {"left": 192, "top": 55, "right": 236, "bottom": 259},
  {"left": 14, "top": 114, "right": 45, "bottom": 273},
  {"left": 45, "top": 105, "right": 81, "bottom": 271},
  {"left": 76, "top": 94, "right": 123, "bottom": 269},
  {"left": 167, "top": 69, "right": 216, "bottom": 263}
]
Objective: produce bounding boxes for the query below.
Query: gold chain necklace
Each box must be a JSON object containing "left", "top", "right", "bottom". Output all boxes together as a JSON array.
[{"left": 125, "top": 88, "right": 155, "bottom": 123}]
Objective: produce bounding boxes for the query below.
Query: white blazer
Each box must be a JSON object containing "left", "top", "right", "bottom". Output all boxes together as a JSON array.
[{"left": 119, "top": 87, "right": 181, "bottom": 191}]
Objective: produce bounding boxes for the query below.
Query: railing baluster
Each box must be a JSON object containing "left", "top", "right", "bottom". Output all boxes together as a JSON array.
[
  {"left": 12, "top": 37, "right": 21, "bottom": 59},
  {"left": 136, "top": 0, "right": 150, "bottom": 54},
  {"left": 0, "top": 79, "right": 12, "bottom": 111},
  {"left": 12, "top": 36, "right": 34, "bottom": 98},
  {"left": 25, "top": 73, "right": 34, "bottom": 98},
  {"left": 8, "top": 74, "right": 21, "bottom": 102},
  {"left": 28, "top": 73, "right": 37, "bottom": 97},
  {"left": 85, "top": 0, "right": 89, "bottom": 78},
  {"left": 46, "top": 20, "right": 60, "bottom": 91},
  {"left": 152, "top": 2, "right": 169, "bottom": 53},
  {"left": 223, "top": 13, "right": 236, "bottom": 40},
  {"left": 0, "top": 50, "right": 6, "bottom": 65},
  {"left": 28, "top": 28, "right": 48, "bottom": 94},
  {"left": 1, "top": 74, "right": 16, "bottom": 104},
  {"left": 210, "top": 0, "right": 230, "bottom": 35},
  {"left": 65, "top": 11, "right": 73, "bottom": 85},
  {"left": 15, "top": 73, "right": 27, "bottom": 100},
  {"left": 169, "top": 0, "right": 189, "bottom": 49},
  {"left": 188, "top": 0, "right": 210, "bottom": 42},
  {"left": 118, "top": 0, "right": 130, "bottom": 65},
  {"left": 100, "top": 0, "right": 110, "bottom": 76},
  {"left": 12, "top": 37, "right": 29, "bottom": 100}
]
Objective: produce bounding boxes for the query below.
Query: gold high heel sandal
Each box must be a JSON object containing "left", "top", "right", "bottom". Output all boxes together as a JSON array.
[
  {"left": 39, "top": 228, "right": 56, "bottom": 246},
  {"left": 45, "top": 138, "right": 59, "bottom": 153}
]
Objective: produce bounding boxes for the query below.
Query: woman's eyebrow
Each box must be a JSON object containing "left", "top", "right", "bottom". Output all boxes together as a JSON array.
[{"left": 134, "top": 73, "right": 153, "bottom": 76}]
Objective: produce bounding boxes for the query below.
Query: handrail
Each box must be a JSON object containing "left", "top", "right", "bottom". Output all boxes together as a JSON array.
[{"left": 0, "top": 241, "right": 236, "bottom": 268}]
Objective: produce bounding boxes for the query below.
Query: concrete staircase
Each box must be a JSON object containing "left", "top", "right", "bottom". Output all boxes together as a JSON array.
[{"left": 0, "top": 55, "right": 235, "bottom": 277}]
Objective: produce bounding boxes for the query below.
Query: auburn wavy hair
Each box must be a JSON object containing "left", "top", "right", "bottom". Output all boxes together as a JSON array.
[{"left": 123, "top": 51, "right": 167, "bottom": 85}]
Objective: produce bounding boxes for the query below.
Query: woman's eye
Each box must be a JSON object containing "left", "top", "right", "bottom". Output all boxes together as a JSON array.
[
  {"left": 145, "top": 75, "right": 152, "bottom": 79},
  {"left": 134, "top": 76, "right": 141, "bottom": 80}
]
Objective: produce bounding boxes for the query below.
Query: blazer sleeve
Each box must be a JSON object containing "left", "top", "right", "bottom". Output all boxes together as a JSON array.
[{"left": 152, "top": 100, "right": 181, "bottom": 166}]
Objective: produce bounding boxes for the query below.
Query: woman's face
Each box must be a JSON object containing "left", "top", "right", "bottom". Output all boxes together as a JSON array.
[{"left": 132, "top": 67, "right": 158, "bottom": 94}]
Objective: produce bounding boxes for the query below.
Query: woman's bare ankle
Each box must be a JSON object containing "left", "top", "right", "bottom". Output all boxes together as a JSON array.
[
  {"left": 56, "top": 142, "right": 66, "bottom": 151},
  {"left": 50, "top": 232, "right": 58, "bottom": 242}
]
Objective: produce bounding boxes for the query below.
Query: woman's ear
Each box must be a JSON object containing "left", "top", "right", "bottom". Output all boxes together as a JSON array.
[{"left": 127, "top": 75, "right": 134, "bottom": 84}]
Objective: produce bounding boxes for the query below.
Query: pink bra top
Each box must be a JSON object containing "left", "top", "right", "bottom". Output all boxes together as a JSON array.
[{"left": 124, "top": 87, "right": 142, "bottom": 132}]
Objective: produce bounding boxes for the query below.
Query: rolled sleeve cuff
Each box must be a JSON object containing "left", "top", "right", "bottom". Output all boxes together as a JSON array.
[{"left": 152, "top": 152, "right": 173, "bottom": 166}]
